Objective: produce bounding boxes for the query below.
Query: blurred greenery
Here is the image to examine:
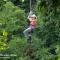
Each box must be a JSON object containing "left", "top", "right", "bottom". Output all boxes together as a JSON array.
[{"left": 0, "top": 0, "right": 60, "bottom": 60}]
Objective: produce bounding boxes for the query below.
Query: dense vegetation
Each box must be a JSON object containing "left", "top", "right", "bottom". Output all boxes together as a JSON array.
[{"left": 0, "top": 0, "right": 60, "bottom": 60}]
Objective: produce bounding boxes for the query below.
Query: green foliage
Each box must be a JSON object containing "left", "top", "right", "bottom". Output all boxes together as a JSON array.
[
  {"left": 0, "top": 0, "right": 60, "bottom": 60},
  {"left": 36, "top": 0, "right": 60, "bottom": 60},
  {"left": 0, "top": 1, "right": 26, "bottom": 52}
]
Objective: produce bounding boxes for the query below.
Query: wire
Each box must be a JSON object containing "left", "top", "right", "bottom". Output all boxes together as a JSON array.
[{"left": 30, "top": 0, "right": 32, "bottom": 11}]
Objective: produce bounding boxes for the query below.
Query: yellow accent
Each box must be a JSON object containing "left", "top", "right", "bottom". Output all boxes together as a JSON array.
[
  {"left": 3, "top": 30, "right": 7, "bottom": 37},
  {"left": 22, "top": 0, "right": 25, "bottom": 2}
]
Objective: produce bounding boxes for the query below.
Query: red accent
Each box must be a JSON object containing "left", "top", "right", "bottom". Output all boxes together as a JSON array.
[{"left": 30, "top": 20, "right": 36, "bottom": 26}]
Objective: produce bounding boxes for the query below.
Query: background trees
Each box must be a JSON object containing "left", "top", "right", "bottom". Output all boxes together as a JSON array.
[{"left": 0, "top": 0, "right": 60, "bottom": 60}]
